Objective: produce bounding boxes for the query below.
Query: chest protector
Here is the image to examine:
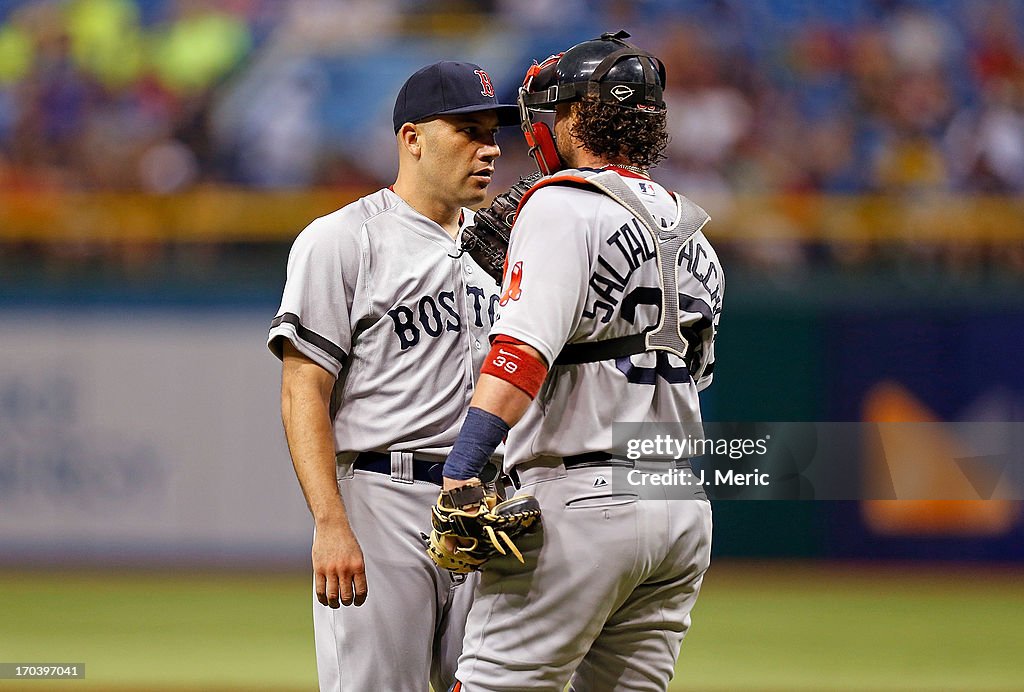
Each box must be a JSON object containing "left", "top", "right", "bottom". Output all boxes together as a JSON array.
[{"left": 515, "top": 169, "right": 712, "bottom": 377}]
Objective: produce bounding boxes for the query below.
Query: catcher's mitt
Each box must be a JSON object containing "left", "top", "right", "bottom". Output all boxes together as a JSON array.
[
  {"left": 427, "top": 482, "right": 542, "bottom": 574},
  {"left": 461, "top": 172, "right": 542, "bottom": 283}
]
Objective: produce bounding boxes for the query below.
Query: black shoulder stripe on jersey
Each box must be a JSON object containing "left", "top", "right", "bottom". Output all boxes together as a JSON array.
[{"left": 271, "top": 312, "right": 347, "bottom": 363}]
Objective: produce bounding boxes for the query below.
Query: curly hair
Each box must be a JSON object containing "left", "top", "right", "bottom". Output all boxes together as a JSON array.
[{"left": 568, "top": 98, "right": 669, "bottom": 169}]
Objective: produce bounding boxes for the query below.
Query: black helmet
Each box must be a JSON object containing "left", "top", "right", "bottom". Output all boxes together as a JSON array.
[{"left": 520, "top": 30, "right": 666, "bottom": 113}]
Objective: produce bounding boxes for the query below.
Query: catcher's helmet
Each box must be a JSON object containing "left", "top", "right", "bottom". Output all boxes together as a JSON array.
[
  {"left": 520, "top": 30, "right": 666, "bottom": 114},
  {"left": 517, "top": 30, "right": 666, "bottom": 174}
]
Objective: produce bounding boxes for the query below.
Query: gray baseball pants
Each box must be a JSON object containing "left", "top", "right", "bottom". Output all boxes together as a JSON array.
[
  {"left": 455, "top": 462, "right": 712, "bottom": 691},
  {"left": 313, "top": 462, "right": 475, "bottom": 691}
]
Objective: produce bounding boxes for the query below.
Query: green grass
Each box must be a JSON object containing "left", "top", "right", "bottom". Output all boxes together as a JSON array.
[
  {"left": 1, "top": 563, "right": 1022, "bottom": 691},
  {"left": 673, "top": 563, "right": 1024, "bottom": 691},
  {"left": 0, "top": 571, "right": 315, "bottom": 691}
]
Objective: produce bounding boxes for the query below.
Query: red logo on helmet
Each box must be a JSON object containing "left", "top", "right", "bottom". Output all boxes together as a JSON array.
[
  {"left": 474, "top": 69, "right": 495, "bottom": 97},
  {"left": 500, "top": 261, "right": 524, "bottom": 306}
]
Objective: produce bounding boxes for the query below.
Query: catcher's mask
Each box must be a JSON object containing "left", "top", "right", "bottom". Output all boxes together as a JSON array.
[{"left": 518, "top": 30, "right": 667, "bottom": 175}]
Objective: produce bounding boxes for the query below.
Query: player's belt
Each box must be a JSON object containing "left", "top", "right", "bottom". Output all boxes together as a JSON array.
[
  {"left": 354, "top": 452, "right": 444, "bottom": 485},
  {"left": 507, "top": 452, "right": 631, "bottom": 479},
  {"left": 352, "top": 452, "right": 502, "bottom": 485},
  {"left": 562, "top": 452, "right": 625, "bottom": 468},
  {"left": 510, "top": 453, "right": 695, "bottom": 488},
  {"left": 563, "top": 452, "right": 693, "bottom": 470}
]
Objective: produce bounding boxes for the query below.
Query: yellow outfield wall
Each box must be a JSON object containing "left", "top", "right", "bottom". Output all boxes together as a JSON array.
[{"left": 1, "top": 188, "right": 1023, "bottom": 243}]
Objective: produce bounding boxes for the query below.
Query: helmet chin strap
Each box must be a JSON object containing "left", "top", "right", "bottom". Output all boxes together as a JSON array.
[{"left": 518, "top": 86, "right": 564, "bottom": 175}]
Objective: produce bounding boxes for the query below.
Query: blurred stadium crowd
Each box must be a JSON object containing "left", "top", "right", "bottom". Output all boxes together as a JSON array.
[
  {"left": 0, "top": 0, "right": 1021, "bottom": 274},
  {"left": 0, "top": 0, "right": 1021, "bottom": 193}
]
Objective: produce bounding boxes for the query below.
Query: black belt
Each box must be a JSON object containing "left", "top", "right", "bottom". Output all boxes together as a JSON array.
[
  {"left": 352, "top": 452, "right": 501, "bottom": 485},
  {"left": 353, "top": 452, "right": 444, "bottom": 486},
  {"left": 563, "top": 451, "right": 618, "bottom": 468},
  {"left": 564, "top": 453, "right": 692, "bottom": 469},
  {"left": 542, "top": 452, "right": 689, "bottom": 471},
  {"left": 508, "top": 453, "right": 618, "bottom": 487}
]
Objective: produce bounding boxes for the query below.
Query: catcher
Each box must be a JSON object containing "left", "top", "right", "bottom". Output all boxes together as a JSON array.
[{"left": 434, "top": 31, "right": 718, "bottom": 691}]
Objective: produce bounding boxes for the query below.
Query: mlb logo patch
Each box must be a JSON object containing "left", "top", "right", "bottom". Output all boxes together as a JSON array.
[{"left": 637, "top": 181, "right": 657, "bottom": 196}]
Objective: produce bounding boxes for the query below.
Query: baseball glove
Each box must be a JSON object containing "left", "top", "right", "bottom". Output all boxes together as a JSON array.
[
  {"left": 427, "top": 483, "right": 542, "bottom": 574},
  {"left": 461, "top": 172, "right": 542, "bottom": 283}
]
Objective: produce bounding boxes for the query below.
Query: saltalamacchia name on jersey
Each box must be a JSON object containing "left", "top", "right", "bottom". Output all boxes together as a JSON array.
[{"left": 583, "top": 217, "right": 723, "bottom": 323}]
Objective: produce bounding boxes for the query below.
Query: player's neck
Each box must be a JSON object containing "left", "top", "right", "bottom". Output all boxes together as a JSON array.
[
  {"left": 569, "top": 151, "right": 648, "bottom": 177},
  {"left": 568, "top": 150, "right": 608, "bottom": 171},
  {"left": 391, "top": 178, "right": 461, "bottom": 238}
]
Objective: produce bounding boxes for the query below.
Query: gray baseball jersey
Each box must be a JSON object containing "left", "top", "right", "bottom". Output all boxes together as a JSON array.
[
  {"left": 495, "top": 169, "right": 723, "bottom": 470},
  {"left": 268, "top": 187, "right": 501, "bottom": 691},
  {"left": 268, "top": 187, "right": 500, "bottom": 457},
  {"left": 456, "top": 168, "right": 720, "bottom": 690}
]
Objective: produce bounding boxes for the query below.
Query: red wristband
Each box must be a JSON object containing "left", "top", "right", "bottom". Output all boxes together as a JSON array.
[{"left": 481, "top": 337, "right": 548, "bottom": 399}]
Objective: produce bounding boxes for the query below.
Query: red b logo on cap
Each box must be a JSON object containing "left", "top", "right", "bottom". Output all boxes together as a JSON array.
[{"left": 474, "top": 69, "right": 495, "bottom": 97}]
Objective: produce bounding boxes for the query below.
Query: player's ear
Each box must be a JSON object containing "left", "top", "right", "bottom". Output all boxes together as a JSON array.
[{"left": 398, "top": 123, "right": 422, "bottom": 158}]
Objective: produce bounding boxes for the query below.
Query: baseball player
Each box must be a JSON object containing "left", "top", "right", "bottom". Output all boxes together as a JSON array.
[
  {"left": 439, "top": 33, "right": 721, "bottom": 691},
  {"left": 268, "top": 61, "right": 519, "bottom": 691}
]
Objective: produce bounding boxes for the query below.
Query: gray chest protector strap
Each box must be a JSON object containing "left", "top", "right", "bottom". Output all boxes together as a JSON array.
[{"left": 550, "top": 169, "right": 710, "bottom": 366}]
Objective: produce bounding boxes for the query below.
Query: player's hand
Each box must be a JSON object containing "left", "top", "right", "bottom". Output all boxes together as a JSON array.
[
  {"left": 427, "top": 484, "right": 542, "bottom": 573},
  {"left": 312, "top": 519, "right": 367, "bottom": 608},
  {"left": 443, "top": 476, "right": 480, "bottom": 491},
  {"left": 441, "top": 480, "right": 481, "bottom": 555},
  {"left": 439, "top": 478, "right": 481, "bottom": 553}
]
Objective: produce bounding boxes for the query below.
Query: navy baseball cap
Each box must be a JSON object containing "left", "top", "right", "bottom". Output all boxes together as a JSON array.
[{"left": 393, "top": 61, "right": 520, "bottom": 133}]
